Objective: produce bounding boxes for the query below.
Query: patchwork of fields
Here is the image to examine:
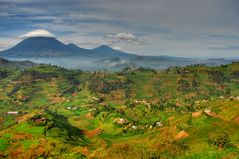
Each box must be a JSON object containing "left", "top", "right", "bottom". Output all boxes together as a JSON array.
[{"left": 0, "top": 63, "right": 239, "bottom": 158}]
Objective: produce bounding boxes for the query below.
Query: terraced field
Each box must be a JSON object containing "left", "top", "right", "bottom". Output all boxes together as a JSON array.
[{"left": 0, "top": 63, "right": 238, "bottom": 158}]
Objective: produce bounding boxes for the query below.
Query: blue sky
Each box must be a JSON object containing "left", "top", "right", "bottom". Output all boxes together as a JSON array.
[{"left": 0, "top": 0, "right": 239, "bottom": 57}]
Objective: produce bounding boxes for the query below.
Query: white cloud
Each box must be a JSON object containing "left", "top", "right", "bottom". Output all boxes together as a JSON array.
[
  {"left": 112, "top": 46, "right": 122, "bottom": 51},
  {"left": 107, "top": 33, "right": 135, "bottom": 41},
  {"left": 19, "top": 29, "right": 55, "bottom": 39},
  {"left": 106, "top": 32, "right": 146, "bottom": 45}
]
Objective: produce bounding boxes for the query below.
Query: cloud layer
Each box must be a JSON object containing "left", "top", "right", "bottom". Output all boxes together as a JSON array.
[
  {"left": 19, "top": 29, "right": 55, "bottom": 39},
  {"left": 0, "top": 0, "right": 239, "bottom": 57},
  {"left": 106, "top": 33, "right": 146, "bottom": 45}
]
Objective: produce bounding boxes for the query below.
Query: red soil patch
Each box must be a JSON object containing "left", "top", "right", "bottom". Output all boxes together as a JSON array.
[
  {"left": 72, "top": 92, "right": 78, "bottom": 97},
  {"left": 15, "top": 114, "right": 30, "bottom": 122},
  {"left": 73, "top": 146, "right": 90, "bottom": 156},
  {"left": 83, "top": 128, "right": 102, "bottom": 138},
  {"left": 13, "top": 133, "right": 32, "bottom": 140},
  {"left": 15, "top": 116, "right": 25, "bottom": 122},
  {"left": 204, "top": 111, "right": 217, "bottom": 117},
  {"left": 29, "top": 145, "right": 46, "bottom": 158},
  {"left": 81, "top": 147, "right": 90, "bottom": 156},
  {"left": 85, "top": 112, "right": 93, "bottom": 119},
  {"left": 174, "top": 130, "right": 190, "bottom": 140},
  {"left": 192, "top": 111, "right": 202, "bottom": 118},
  {"left": 9, "top": 148, "right": 23, "bottom": 159}
]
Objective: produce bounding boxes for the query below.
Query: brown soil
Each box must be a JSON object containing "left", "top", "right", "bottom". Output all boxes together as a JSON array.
[
  {"left": 49, "top": 96, "right": 65, "bottom": 103},
  {"left": 49, "top": 83, "right": 56, "bottom": 87},
  {"left": 13, "top": 133, "right": 32, "bottom": 140},
  {"left": 72, "top": 92, "right": 78, "bottom": 97},
  {"left": 16, "top": 114, "right": 30, "bottom": 122},
  {"left": 205, "top": 111, "right": 217, "bottom": 117},
  {"left": 192, "top": 111, "right": 202, "bottom": 118},
  {"left": 85, "top": 112, "right": 93, "bottom": 119},
  {"left": 174, "top": 130, "right": 189, "bottom": 140},
  {"left": 83, "top": 128, "right": 101, "bottom": 138},
  {"left": 233, "top": 115, "right": 239, "bottom": 124}
]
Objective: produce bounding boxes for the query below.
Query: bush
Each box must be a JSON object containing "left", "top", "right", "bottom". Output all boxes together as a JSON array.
[
  {"left": 177, "top": 79, "right": 190, "bottom": 92},
  {"left": 207, "top": 131, "right": 231, "bottom": 149}
]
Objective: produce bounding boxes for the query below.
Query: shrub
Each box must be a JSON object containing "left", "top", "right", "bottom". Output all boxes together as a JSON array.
[{"left": 207, "top": 131, "right": 231, "bottom": 149}]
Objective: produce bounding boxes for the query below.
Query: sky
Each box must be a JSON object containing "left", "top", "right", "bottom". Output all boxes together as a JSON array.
[{"left": 0, "top": 0, "right": 239, "bottom": 57}]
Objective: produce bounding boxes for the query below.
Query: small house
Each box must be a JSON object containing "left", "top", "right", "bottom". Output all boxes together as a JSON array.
[
  {"left": 204, "top": 108, "right": 217, "bottom": 117},
  {"left": 156, "top": 121, "right": 163, "bottom": 127},
  {"left": 66, "top": 107, "right": 72, "bottom": 110},
  {"left": 72, "top": 107, "right": 78, "bottom": 110},
  {"left": 7, "top": 111, "right": 19, "bottom": 115},
  {"left": 115, "top": 118, "right": 127, "bottom": 124}
]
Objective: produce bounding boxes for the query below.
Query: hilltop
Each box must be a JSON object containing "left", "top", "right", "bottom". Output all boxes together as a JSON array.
[{"left": 0, "top": 57, "right": 38, "bottom": 69}]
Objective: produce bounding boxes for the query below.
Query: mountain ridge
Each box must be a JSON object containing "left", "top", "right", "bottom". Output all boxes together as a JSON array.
[
  {"left": 0, "top": 37, "right": 135, "bottom": 58},
  {"left": 0, "top": 57, "right": 38, "bottom": 69}
]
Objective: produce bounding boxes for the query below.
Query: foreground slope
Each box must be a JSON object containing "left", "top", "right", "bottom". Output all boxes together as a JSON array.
[{"left": 0, "top": 62, "right": 238, "bottom": 158}]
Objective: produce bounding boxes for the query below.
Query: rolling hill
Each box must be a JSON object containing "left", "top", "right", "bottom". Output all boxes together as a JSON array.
[
  {"left": 0, "top": 62, "right": 238, "bottom": 158},
  {"left": 0, "top": 57, "right": 38, "bottom": 69}
]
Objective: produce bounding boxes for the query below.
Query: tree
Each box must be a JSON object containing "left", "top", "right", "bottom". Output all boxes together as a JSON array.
[{"left": 225, "top": 88, "right": 231, "bottom": 97}]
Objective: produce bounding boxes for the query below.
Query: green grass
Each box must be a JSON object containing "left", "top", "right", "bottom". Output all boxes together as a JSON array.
[
  {"left": 0, "top": 62, "right": 239, "bottom": 158},
  {"left": 21, "top": 139, "right": 39, "bottom": 149},
  {"left": 0, "top": 138, "right": 9, "bottom": 152},
  {"left": 15, "top": 122, "right": 44, "bottom": 135},
  {"left": 2, "top": 119, "right": 17, "bottom": 128}
]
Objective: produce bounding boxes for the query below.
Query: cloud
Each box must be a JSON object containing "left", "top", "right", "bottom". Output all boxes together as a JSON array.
[
  {"left": 106, "top": 32, "right": 146, "bottom": 45},
  {"left": 112, "top": 46, "right": 122, "bottom": 51},
  {"left": 209, "top": 46, "right": 239, "bottom": 51},
  {"left": 1, "top": 0, "right": 239, "bottom": 57},
  {"left": 19, "top": 29, "right": 55, "bottom": 39},
  {"left": 107, "top": 33, "right": 135, "bottom": 41}
]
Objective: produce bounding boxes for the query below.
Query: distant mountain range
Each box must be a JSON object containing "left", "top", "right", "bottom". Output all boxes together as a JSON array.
[
  {"left": 0, "top": 37, "right": 238, "bottom": 70},
  {"left": 0, "top": 37, "right": 134, "bottom": 58}
]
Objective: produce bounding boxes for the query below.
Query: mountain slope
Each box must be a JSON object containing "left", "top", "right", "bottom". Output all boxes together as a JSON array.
[
  {"left": 91, "top": 45, "right": 136, "bottom": 58},
  {"left": 0, "top": 37, "right": 135, "bottom": 58},
  {"left": 0, "top": 37, "right": 89, "bottom": 57},
  {"left": 0, "top": 57, "right": 38, "bottom": 69}
]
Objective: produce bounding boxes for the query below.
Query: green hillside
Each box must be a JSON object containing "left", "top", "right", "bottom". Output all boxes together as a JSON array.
[{"left": 0, "top": 63, "right": 239, "bottom": 158}]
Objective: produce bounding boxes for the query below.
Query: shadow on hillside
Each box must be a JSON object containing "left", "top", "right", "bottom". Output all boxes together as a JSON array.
[{"left": 45, "top": 109, "right": 90, "bottom": 146}]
